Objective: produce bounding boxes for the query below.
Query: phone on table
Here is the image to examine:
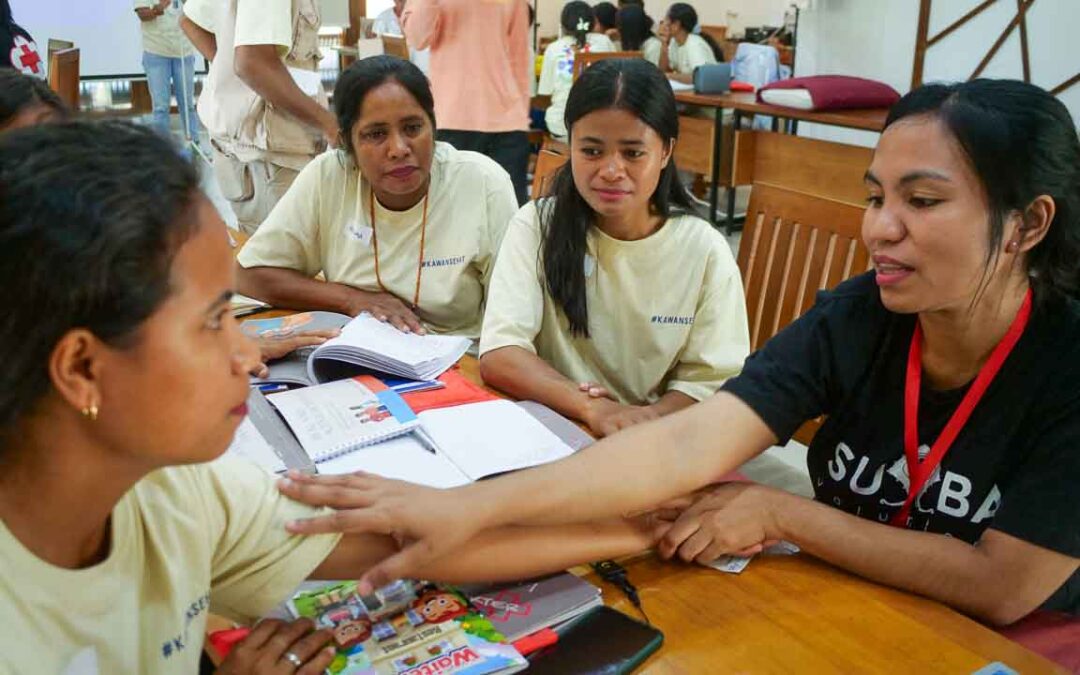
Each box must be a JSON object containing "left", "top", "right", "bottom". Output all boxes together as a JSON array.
[{"left": 526, "top": 606, "right": 664, "bottom": 674}]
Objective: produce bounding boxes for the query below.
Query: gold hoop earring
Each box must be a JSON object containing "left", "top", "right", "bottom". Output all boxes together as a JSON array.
[{"left": 81, "top": 404, "right": 99, "bottom": 422}]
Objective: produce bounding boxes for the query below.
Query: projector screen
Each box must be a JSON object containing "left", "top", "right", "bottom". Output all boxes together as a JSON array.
[{"left": 13, "top": 0, "right": 176, "bottom": 79}]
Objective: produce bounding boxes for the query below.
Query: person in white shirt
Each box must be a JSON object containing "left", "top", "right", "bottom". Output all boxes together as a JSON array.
[
  {"left": 481, "top": 58, "right": 749, "bottom": 438},
  {"left": 657, "top": 2, "right": 722, "bottom": 84},
  {"left": 237, "top": 56, "right": 519, "bottom": 339},
  {"left": 537, "top": 1, "right": 615, "bottom": 141},
  {"left": 134, "top": 0, "right": 200, "bottom": 144},
  {"left": 617, "top": 4, "right": 663, "bottom": 66},
  {"left": 371, "top": 0, "right": 430, "bottom": 75}
]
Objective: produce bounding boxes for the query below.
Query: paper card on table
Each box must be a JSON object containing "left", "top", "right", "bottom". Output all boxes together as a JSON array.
[{"left": 707, "top": 556, "right": 752, "bottom": 574}]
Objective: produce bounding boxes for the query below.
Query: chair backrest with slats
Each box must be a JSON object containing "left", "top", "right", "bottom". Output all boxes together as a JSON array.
[
  {"left": 738, "top": 184, "right": 869, "bottom": 351},
  {"left": 734, "top": 131, "right": 874, "bottom": 444},
  {"left": 572, "top": 50, "right": 642, "bottom": 81},
  {"left": 531, "top": 140, "right": 569, "bottom": 200}
]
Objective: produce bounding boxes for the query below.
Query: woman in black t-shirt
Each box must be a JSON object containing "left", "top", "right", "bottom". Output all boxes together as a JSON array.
[{"left": 277, "top": 80, "right": 1080, "bottom": 627}]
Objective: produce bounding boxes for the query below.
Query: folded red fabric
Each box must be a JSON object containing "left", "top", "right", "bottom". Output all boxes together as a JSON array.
[{"left": 758, "top": 75, "right": 900, "bottom": 110}]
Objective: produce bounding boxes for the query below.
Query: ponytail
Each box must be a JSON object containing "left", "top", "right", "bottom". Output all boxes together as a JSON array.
[{"left": 561, "top": 2, "right": 594, "bottom": 51}]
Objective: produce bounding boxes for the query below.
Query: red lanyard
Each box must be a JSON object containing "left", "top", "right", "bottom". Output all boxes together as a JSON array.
[{"left": 889, "top": 289, "right": 1033, "bottom": 527}]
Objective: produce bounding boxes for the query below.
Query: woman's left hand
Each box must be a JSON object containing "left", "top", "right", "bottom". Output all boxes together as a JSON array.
[
  {"left": 657, "top": 483, "right": 789, "bottom": 564},
  {"left": 251, "top": 328, "right": 341, "bottom": 378}
]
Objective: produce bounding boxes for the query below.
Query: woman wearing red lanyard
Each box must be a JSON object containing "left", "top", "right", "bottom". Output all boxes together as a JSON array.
[{"left": 280, "top": 79, "right": 1080, "bottom": 627}]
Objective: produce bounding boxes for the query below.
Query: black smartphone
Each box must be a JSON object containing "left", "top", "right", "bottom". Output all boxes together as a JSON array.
[{"left": 526, "top": 606, "right": 664, "bottom": 674}]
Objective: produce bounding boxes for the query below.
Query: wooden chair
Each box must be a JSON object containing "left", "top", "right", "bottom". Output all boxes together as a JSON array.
[
  {"left": 733, "top": 131, "right": 874, "bottom": 444},
  {"left": 571, "top": 50, "right": 642, "bottom": 81},
  {"left": 530, "top": 138, "right": 569, "bottom": 200},
  {"left": 381, "top": 34, "right": 409, "bottom": 60},
  {"left": 701, "top": 25, "right": 728, "bottom": 45},
  {"left": 48, "top": 48, "right": 80, "bottom": 111}
]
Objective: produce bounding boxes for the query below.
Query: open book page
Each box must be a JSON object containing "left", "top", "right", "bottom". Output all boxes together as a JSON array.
[
  {"left": 419, "top": 400, "right": 575, "bottom": 480},
  {"left": 318, "top": 435, "right": 471, "bottom": 489},
  {"left": 226, "top": 417, "right": 286, "bottom": 473},
  {"left": 311, "top": 314, "right": 470, "bottom": 381},
  {"left": 268, "top": 379, "right": 417, "bottom": 461}
]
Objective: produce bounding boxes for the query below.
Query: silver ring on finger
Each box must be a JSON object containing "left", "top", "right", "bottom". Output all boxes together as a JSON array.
[{"left": 283, "top": 651, "right": 303, "bottom": 669}]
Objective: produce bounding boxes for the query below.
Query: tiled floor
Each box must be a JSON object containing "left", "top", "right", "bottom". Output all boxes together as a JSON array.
[{"left": 181, "top": 117, "right": 812, "bottom": 497}]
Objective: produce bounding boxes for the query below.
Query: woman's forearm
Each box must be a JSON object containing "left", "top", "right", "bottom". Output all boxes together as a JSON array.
[
  {"left": 236, "top": 265, "right": 356, "bottom": 315},
  {"left": 772, "top": 492, "right": 1077, "bottom": 625},
  {"left": 462, "top": 392, "right": 776, "bottom": 530},
  {"left": 313, "top": 518, "right": 657, "bottom": 583}
]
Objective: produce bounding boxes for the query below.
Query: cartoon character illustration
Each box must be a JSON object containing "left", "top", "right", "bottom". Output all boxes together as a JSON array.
[
  {"left": 410, "top": 590, "right": 469, "bottom": 624},
  {"left": 350, "top": 403, "right": 392, "bottom": 424},
  {"left": 333, "top": 618, "right": 373, "bottom": 650},
  {"left": 880, "top": 446, "right": 943, "bottom": 513}
]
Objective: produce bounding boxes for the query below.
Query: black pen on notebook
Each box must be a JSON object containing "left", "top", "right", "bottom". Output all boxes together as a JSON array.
[{"left": 412, "top": 427, "right": 440, "bottom": 455}]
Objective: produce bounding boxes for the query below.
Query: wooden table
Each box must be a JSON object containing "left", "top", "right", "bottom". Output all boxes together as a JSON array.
[
  {"left": 674, "top": 91, "right": 889, "bottom": 232},
  {"left": 230, "top": 326, "right": 1061, "bottom": 673}
]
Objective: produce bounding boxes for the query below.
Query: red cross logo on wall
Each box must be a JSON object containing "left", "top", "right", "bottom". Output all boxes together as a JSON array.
[{"left": 10, "top": 35, "right": 42, "bottom": 76}]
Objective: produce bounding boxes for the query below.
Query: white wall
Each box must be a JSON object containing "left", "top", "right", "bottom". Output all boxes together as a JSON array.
[
  {"left": 794, "top": 0, "right": 1079, "bottom": 145},
  {"left": 536, "top": 0, "right": 792, "bottom": 40}
]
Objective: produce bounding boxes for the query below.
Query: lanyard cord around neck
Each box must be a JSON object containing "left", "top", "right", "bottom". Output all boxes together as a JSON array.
[
  {"left": 889, "top": 288, "right": 1033, "bottom": 527},
  {"left": 368, "top": 184, "right": 429, "bottom": 309}
]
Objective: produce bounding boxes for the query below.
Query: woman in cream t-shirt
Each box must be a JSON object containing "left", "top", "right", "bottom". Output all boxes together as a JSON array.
[
  {"left": 237, "top": 56, "right": 518, "bottom": 339},
  {"left": 480, "top": 59, "right": 749, "bottom": 439}
]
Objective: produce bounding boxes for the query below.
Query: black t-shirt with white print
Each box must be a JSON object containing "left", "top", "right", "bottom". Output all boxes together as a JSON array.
[
  {"left": 723, "top": 272, "right": 1080, "bottom": 614},
  {"left": 1, "top": 23, "right": 44, "bottom": 77}
]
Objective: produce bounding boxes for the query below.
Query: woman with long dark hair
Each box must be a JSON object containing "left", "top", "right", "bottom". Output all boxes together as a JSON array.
[
  {"left": 537, "top": 1, "right": 615, "bottom": 141},
  {"left": 617, "top": 4, "right": 663, "bottom": 65},
  {"left": 479, "top": 59, "right": 749, "bottom": 437},
  {"left": 284, "top": 80, "right": 1080, "bottom": 635}
]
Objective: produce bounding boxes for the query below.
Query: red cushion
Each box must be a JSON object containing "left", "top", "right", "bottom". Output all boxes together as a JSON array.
[
  {"left": 997, "top": 610, "right": 1080, "bottom": 672},
  {"left": 758, "top": 75, "right": 900, "bottom": 111}
]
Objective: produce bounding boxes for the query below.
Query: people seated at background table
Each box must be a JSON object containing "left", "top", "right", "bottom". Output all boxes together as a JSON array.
[
  {"left": 0, "top": 68, "right": 66, "bottom": 132},
  {"left": 591, "top": 1, "right": 619, "bottom": 43},
  {"left": 538, "top": 1, "right": 615, "bottom": 142},
  {"left": 658, "top": 3, "right": 722, "bottom": 84},
  {"left": 282, "top": 79, "right": 1080, "bottom": 627},
  {"left": 618, "top": 4, "right": 664, "bottom": 66},
  {"left": 480, "top": 59, "right": 749, "bottom": 438},
  {"left": 0, "top": 120, "right": 667, "bottom": 673},
  {"left": 237, "top": 57, "right": 518, "bottom": 339}
]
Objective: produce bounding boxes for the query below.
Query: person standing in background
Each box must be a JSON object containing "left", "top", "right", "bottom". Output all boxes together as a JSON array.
[
  {"left": 134, "top": 0, "right": 200, "bottom": 146},
  {"left": 180, "top": 0, "right": 338, "bottom": 234},
  {"left": 0, "top": 0, "right": 42, "bottom": 77},
  {"left": 402, "top": 0, "right": 532, "bottom": 205},
  {"left": 371, "top": 0, "right": 430, "bottom": 75}
]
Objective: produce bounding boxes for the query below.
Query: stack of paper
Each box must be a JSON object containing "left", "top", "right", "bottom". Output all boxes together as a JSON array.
[
  {"left": 308, "top": 313, "right": 470, "bottom": 381},
  {"left": 230, "top": 293, "right": 270, "bottom": 317}
]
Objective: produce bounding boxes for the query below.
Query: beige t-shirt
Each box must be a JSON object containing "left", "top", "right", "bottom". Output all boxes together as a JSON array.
[
  {"left": 0, "top": 457, "right": 340, "bottom": 675},
  {"left": 480, "top": 202, "right": 750, "bottom": 405},
  {"left": 669, "top": 33, "right": 718, "bottom": 74},
  {"left": 238, "top": 143, "right": 518, "bottom": 339},
  {"left": 184, "top": 0, "right": 324, "bottom": 168},
  {"left": 641, "top": 36, "right": 664, "bottom": 66},
  {"left": 134, "top": 0, "right": 193, "bottom": 58}
]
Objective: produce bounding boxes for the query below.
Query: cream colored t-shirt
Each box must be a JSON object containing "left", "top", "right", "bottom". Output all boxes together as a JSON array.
[
  {"left": 238, "top": 143, "right": 518, "bottom": 339},
  {"left": 0, "top": 458, "right": 340, "bottom": 675},
  {"left": 641, "top": 36, "right": 664, "bottom": 66},
  {"left": 538, "top": 34, "right": 616, "bottom": 140},
  {"left": 134, "top": 0, "right": 193, "bottom": 58},
  {"left": 480, "top": 202, "right": 750, "bottom": 405},
  {"left": 669, "top": 33, "right": 717, "bottom": 74}
]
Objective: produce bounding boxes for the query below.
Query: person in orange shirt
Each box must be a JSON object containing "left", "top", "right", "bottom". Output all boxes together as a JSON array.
[{"left": 402, "top": 0, "right": 532, "bottom": 205}]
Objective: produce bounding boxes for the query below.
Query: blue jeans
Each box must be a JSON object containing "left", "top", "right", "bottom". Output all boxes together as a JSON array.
[{"left": 142, "top": 52, "right": 199, "bottom": 141}]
